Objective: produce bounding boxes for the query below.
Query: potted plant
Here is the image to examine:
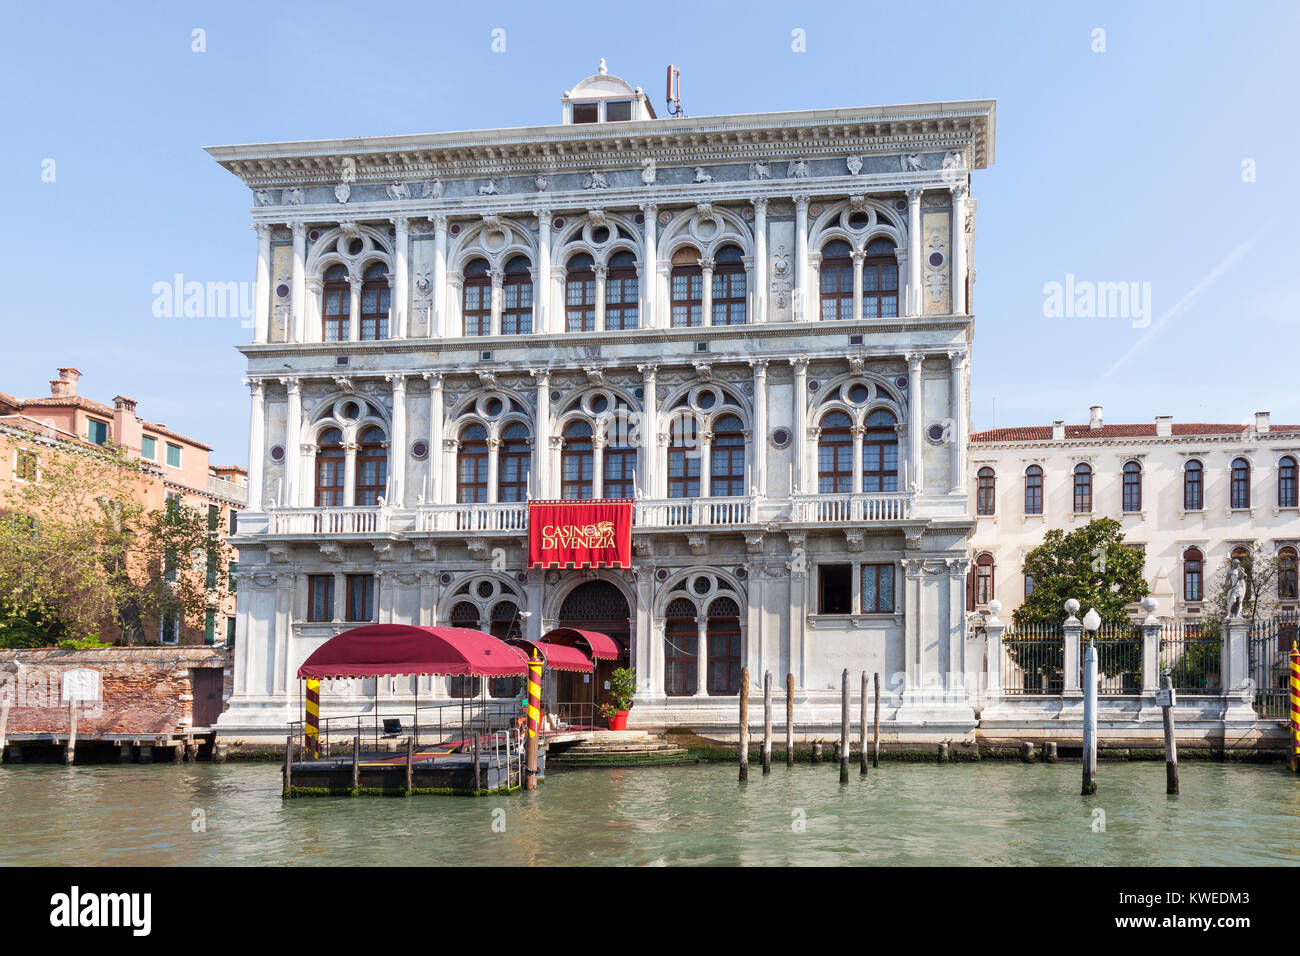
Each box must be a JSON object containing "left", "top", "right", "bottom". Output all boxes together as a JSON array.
[{"left": 605, "top": 667, "right": 636, "bottom": 730}]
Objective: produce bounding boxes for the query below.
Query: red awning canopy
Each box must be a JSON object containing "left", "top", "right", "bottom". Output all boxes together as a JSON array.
[
  {"left": 541, "top": 627, "right": 621, "bottom": 661},
  {"left": 509, "top": 639, "right": 593, "bottom": 673},
  {"left": 297, "top": 625, "right": 529, "bottom": 680}
]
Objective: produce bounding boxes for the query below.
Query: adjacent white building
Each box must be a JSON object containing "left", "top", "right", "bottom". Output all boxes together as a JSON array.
[
  {"left": 967, "top": 406, "right": 1300, "bottom": 620},
  {"left": 209, "top": 64, "right": 996, "bottom": 740}
]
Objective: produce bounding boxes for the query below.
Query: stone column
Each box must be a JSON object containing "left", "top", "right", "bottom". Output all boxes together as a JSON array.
[
  {"left": 486, "top": 437, "right": 501, "bottom": 504},
  {"left": 1222, "top": 616, "right": 1251, "bottom": 698},
  {"left": 591, "top": 435, "right": 605, "bottom": 499},
  {"left": 535, "top": 209, "right": 551, "bottom": 334},
  {"left": 695, "top": 617, "right": 709, "bottom": 697},
  {"left": 851, "top": 250, "right": 865, "bottom": 322},
  {"left": 698, "top": 257, "right": 714, "bottom": 326},
  {"left": 282, "top": 377, "right": 301, "bottom": 507},
  {"left": 253, "top": 223, "right": 271, "bottom": 344},
  {"left": 442, "top": 438, "right": 461, "bottom": 505},
  {"left": 1141, "top": 604, "right": 1161, "bottom": 696},
  {"left": 850, "top": 424, "right": 865, "bottom": 495},
  {"left": 950, "top": 184, "right": 968, "bottom": 316},
  {"left": 245, "top": 379, "right": 265, "bottom": 510},
  {"left": 751, "top": 198, "right": 767, "bottom": 324},
  {"left": 638, "top": 364, "right": 657, "bottom": 498},
  {"left": 699, "top": 431, "right": 713, "bottom": 498},
  {"left": 640, "top": 203, "right": 657, "bottom": 330},
  {"left": 794, "top": 195, "right": 809, "bottom": 321},
  {"left": 533, "top": 368, "right": 551, "bottom": 499},
  {"left": 392, "top": 216, "right": 409, "bottom": 338},
  {"left": 656, "top": 262, "right": 671, "bottom": 329},
  {"left": 388, "top": 373, "right": 407, "bottom": 506},
  {"left": 290, "top": 222, "right": 306, "bottom": 343},
  {"left": 489, "top": 268, "right": 504, "bottom": 337},
  {"left": 343, "top": 442, "right": 359, "bottom": 508},
  {"left": 750, "top": 359, "right": 768, "bottom": 495},
  {"left": 906, "top": 188, "right": 923, "bottom": 317},
  {"left": 949, "top": 350, "right": 968, "bottom": 494},
  {"left": 592, "top": 264, "right": 607, "bottom": 331},
  {"left": 424, "top": 372, "right": 443, "bottom": 504},
  {"left": 431, "top": 215, "right": 448, "bottom": 338},
  {"left": 347, "top": 275, "right": 362, "bottom": 343},
  {"left": 907, "top": 352, "right": 925, "bottom": 494},
  {"left": 635, "top": 567, "right": 656, "bottom": 697},
  {"left": 788, "top": 532, "right": 808, "bottom": 687},
  {"left": 1063, "top": 609, "right": 1082, "bottom": 698},
  {"left": 548, "top": 435, "right": 563, "bottom": 501},
  {"left": 305, "top": 277, "right": 322, "bottom": 343},
  {"left": 791, "top": 357, "right": 808, "bottom": 494}
]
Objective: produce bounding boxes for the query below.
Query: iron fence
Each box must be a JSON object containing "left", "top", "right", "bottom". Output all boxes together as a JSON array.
[
  {"left": 1001, "top": 624, "right": 1064, "bottom": 695},
  {"left": 1085, "top": 623, "right": 1143, "bottom": 695},
  {"left": 1249, "top": 615, "right": 1296, "bottom": 718},
  {"left": 1159, "top": 622, "right": 1222, "bottom": 692}
]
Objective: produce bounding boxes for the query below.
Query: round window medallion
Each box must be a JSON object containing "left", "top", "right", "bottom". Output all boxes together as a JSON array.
[
  {"left": 591, "top": 226, "right": 610, "bottom": 244},
  {"left": 848, "top": 212, "right": 870, "bottom": 230},
  {"left": 476, "top": 581, "right": 494, "bottom": 599},
  {"left": 591, "top": 395, "right": 609, "bottom": 414},
  {"left": 269, "top": 444, "right": 285, "bottom": 462},
  {"left": 692, "top": 576, "right": 710, "bottom": 595},
  {"left": 927, "top": 423, "right": 947, "bottom": 443},
  {"left": 552, "top": 218, "right": 565, "bottom": 230},
  {"left": 698, "top": 391, "right": 716, "bottom": 410},
  {"left": 275, "top": 283, "right": 289, "bottom": 298},
  {"left": 735, "top": 566, "right": 748, "bottom": 579},
  {"left": 896, "top": 375, "right": 909, "bottom": 389},
  {"left": 655, "top": 568, "right": 669, "bottom": 582},
  {"left": 388, "top": 226, "right": 396, "bottom": 238},
  {"left": 928, "top": 252, "right": 945, "bottom": 268},
  {"left": 449, "top": 223, "right": 462, "bottom": 236},
  {"left": 634, "top": 387, "right": 644, "bottom": 400},
  {"left": 634, "top": 213, "right": 644, "bottom": 225},
  {"left": 848, "top": 383, "right": 870, "bottom": 405},
  {"left": 347, "top": 238, "right": 364, "bottom": 256},
  {"left": 410, "top": 439, "right": 429, "bottom": 460},
  {"left": 894, "top": 199, "right": 907, "bottom": 212},
  {"left": 309, "top": 229, "right": 320, "bottom": 241},
  {"left": 810, "top": 205, "right": 823, "bottom": 217},
  {"left": 341, "top": 401, "right": 361, "bottom": 421},
  {"left": 485, "top": 397, "right": 504, "bottom": 417},
  {"left": 770, "top": 428, "right": 791, "bottom": 449},
  {"left": 808, "top": 380, "right": 821, "bottom": 392},
  {"left": 440, "top": 572, "right": 454, "bottom": 585},
  {"left": 516, "top": 572, "right": 529, "bottom": 584}
]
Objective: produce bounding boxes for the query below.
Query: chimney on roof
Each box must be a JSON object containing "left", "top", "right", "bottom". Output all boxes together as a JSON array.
[
  {"left": 1255, "top": 411, "right": 1271, "bottom": 434},
  {"left": 1052, "top": 420, "right": 1065, "bottom": 441},
  {"left": 1155, "top": 415, "right": 1173, "bottom": 438},
  {"left": 50, "top": 367, "right": 82, "bottom": 398},
  {"left": 1089, "top": 405, "right": 1103, "bottom": 430},
  {"left": 113, "top": 395, "right": 143, "bottom": 453}
]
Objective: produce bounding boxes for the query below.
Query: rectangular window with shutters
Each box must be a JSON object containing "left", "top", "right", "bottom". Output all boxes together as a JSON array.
[
  {"left": 225, "top": 615, "right": 236, "bottom": 645},
  {"left": 308, "top": 575, "right": 334, "bottom": 623},
  {"left": 166, "top": 442, "right": 182, "bottom": 468},
  {"left": 15, "top": 449, "right": 38, "bottom": 482},
  {"left": 141, "top": 435, "right": 157, "bottom": 461},
  {"left": 87, "top": 418, "right": 109, "bottom": 445},
  {"left": 346, "top": 574, "right": 375, "bottom": 622},
  {"left": 204, "top": 609, "right": 216, "bottom": 645},
  {"left": 862, "top": 564, "right": 895, "bottom": 613}
]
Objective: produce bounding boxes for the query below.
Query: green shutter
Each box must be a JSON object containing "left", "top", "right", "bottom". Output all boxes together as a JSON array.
[{"left": 204, "top": 609, "right": 216, "bottom": 645}]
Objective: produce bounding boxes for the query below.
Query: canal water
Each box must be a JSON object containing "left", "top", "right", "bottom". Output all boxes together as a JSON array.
[{"left": 0, "top": 761, "right": 1296, "bottom": 866}]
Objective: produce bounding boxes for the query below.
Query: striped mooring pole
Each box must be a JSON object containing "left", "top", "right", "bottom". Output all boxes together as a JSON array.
[
  {"left": 525, "top": 649, "right": 542, "bottom": 790},
  {"left": 1290, "top": 642, "right": 1299, "bottom": 774},
  {"left": 305, "top": 679, "right": 321, "bottom": 759}
]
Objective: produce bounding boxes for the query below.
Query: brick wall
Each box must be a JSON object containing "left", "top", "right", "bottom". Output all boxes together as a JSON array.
[{"left": 0, "top": 647, "right": 229, "bottom": 735}]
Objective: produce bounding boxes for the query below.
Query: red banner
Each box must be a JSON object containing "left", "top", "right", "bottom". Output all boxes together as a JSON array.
[{"left": 528, "top": 499, "right": 633, "bottom": 569}]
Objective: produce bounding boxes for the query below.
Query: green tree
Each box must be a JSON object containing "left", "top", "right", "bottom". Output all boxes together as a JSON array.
[{"left": 1014, "top": 518, "right": 1149, "bottom": 628}]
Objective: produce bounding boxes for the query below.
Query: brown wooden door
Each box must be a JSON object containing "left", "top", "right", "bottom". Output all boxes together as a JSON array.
[{"left": 192, "top": 669, "right": 224, "bottom": 728}]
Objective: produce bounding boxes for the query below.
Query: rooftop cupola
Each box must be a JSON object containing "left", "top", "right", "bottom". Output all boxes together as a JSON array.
[{"left": 561, "top": 59, "right": 656, "bottom": 125}]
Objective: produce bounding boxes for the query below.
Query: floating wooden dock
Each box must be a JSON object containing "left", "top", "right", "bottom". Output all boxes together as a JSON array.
[{"left": 285, "top": 737, "right": 544, "bottom": 796}]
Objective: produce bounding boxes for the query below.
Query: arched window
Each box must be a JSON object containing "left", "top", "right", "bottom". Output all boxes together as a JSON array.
[
  {"left": 457, "top": 423, "right": 489, "bottom": 503},
  {"left": 1280, "top": 456, "right": 1298, "bottom": 508},
  {"left": 314, "top": 427, "right": 345, "bottom": 506},
  {"left": 967, "top": 552, "right": 995, "bottom": 610},
  {"left": 489, "top": 601, "right": 524, "bottom": 699},
  {"left": 501, "top": 256, "right": 533, "bottom": 335},
  {"left": 603, "top": 431, "right": 636, "bottom": 499},
  {"left": 498, "top": 422, "right": 531, "bottom": 502},
  {"left": 1122, "top": 460, "right": 1142, "bottom": 513},
  {"left": 462, "top": 258, "right": 491, "bottom": 336},
  {"left": 1073, "top": 463, "right": 1092, "bottom": 513},
  {"left": 976, "top": 467, "right": 996, "bottom": 515},
  {"left": 1184, "top": 459, "right": 1204, "bottom": 510},
  {"left": 817, "top": 411, "right": 853, "bottom": 493},
  {"left": 448, "top": 602, "right": 481, "bottom": 698},
  {"left": 819, "top": 240, "right": 853, "bottom": 321},
  {"left": 862, "top": 237, "right": 899, "bottom": 318},
  {"left": 359, "top": 262, "right": 390, "bottom": 340},
  {"left": 604, "top": 250, "right": 639, "bottom": 330},
  {"left": 710, "top": 414, "right": 745, "bottom": 497},
  {"left": 322, "top": 264, "right": 349, "bottom": 342},
  {"left": 355, "top": 426, "right": 388, "bottom": 505},
  {"left": 668, "top": 417, "right": 700, "bottom": 499},
  {"left": 1183, "top": 548, "right": 1204, "bottom": 602},
  {"left": 1231, "top": 457, "right": 1251, "bottom": 509},
  {"left": 711, "top": 245, "right": 746, "bottom": 326},
  {"left": 664, "top": 597, "right": 697, "bottom": 696},
  {"left": 565, "top": 253, "right": 597, "bottom": 332},
  {"left": 1279, "top": 547, "right": 1298, "bottom": 601},
  {"left": 561, "top": 420, "right": 594, "bottom": 500},
  {"left": 670, "top": 248, "right": 703, "bottom": 328},
  {"left": 706, "top": 596, "right": 741, "bottom": 696},
  {"left": 862, "top": 409, "right": 899, "bottom": 492},
  {"left": 1024, "top": 464, "right": 1044, "bottom": 515}
]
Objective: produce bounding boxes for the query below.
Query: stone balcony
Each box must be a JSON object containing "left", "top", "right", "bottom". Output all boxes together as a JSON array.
[{"left": 241, "top": 491, "right": 921, "bottom": 543}]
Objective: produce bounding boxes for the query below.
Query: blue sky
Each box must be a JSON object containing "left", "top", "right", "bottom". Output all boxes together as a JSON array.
[{"left": 2, "top": 1, "right": 1296, "bottom": 466}]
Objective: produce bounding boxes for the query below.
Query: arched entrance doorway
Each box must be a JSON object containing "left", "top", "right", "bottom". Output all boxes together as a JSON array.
[{"left": 556, "top": 579, "right": 631, "bottom": 712}]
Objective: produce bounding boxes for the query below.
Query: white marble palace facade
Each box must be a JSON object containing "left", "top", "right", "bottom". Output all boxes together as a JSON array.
[{"left": 210, "top": 64, "right": 996, "bottom": 738}]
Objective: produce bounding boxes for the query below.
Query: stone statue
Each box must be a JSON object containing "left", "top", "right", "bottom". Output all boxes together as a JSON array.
[{"left": 1226, "top": 558, "right": 1248, "bottom": 618}]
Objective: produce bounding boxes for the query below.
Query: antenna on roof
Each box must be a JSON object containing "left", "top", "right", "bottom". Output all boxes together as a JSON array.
[{"left": 665, "top": 64, "right": 684, "bottom": 117}]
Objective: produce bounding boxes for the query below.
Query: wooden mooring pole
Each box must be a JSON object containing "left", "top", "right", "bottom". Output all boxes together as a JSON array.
[
  {"left": 1290, "top": 642, "right": 1299, "bottom": 774},
  {"left": 1160, "top": 672, "right": 1179, "bottom": 795},
  {"left": 738, "top": 666, "right": 750, "bottom": 782},
  {"left": 351, "top": 735, "right": 360, "bottom": 791},
  {"left": 1082, "top": 638, "right": 1098, "bottom": 796},
  {"left": 283, "top": 735, "right": 293, "bottom": 797},
  {"left": 859, "top": 672, "right": 868, "bottom": 776},
  {"left": 64, "top": 700, "right": 77, "bottom": 765},
  {"left": 839, "top": 669, "right": 850, "bottom": 784},
  {"left": 405, "top": 736, "right": 414, "bottom": 795},
  {"left": 762, "top": 671, "right": 772, "bottom": 774},
  {"left": 0, "top": 701, "right": 9, "bottom": 764},
  {"left": 785, "top": 672, "right": 795, "bottom": 767},
  {"left": 872, "top": 673, "right": 881, "bottom": 768}
]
